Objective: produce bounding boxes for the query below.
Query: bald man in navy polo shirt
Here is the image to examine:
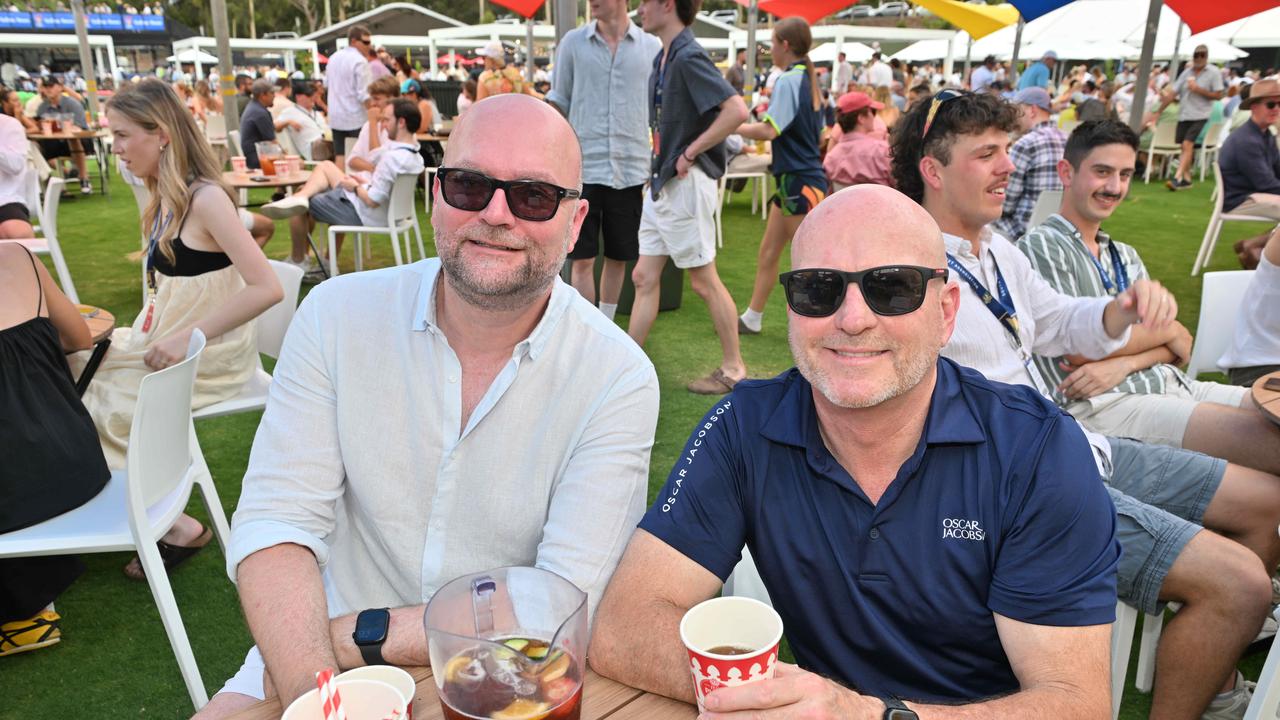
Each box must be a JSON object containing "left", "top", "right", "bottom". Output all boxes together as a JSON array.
[{"left": 590, "top": 185, "right": 1119, "bottom": 719}]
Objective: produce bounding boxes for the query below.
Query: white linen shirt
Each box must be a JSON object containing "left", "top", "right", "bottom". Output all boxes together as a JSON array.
[
  {"left": 228, "top": 259, "right": 660, "bottom": 621},
  {"left": 345, "top": 140, "right": 424, "bottom": 227},
  {"left": 0, "top": 113, "right": 33, "bottom": 210},
  {"left": 1220, "top": 253, "right": 1280, "bottom": 370},
  {"left": 940, "top": 228, "right": 1130, "bottom": 472},
  {"left": 324, "top": 45, "right": 372, "bottom": 132},
  {"left": 278, "top": 103, "right": 328, "bottom": 161}
]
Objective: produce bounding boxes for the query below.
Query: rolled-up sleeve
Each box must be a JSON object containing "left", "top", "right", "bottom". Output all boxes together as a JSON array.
[
  {"left": 535, "top": 361, "right": 659, "bottom": 624},
  {"left": 545, "top": 32, "right": 575, "bottom": 113},
  {"left": 227, "top": 287, "right": 348, "bottom": 582},
  {"left": 0, "top": 119, "right": 28, "bottom": 175}
]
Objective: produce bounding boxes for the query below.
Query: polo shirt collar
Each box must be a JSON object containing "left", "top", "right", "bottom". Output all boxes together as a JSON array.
[
  {"left": 760, "top": 359, "right": 986, "bottom": 454},
  {"left": 1043, "top": 212, "right": 1116, "bottom": 252},
  {"left": 411, "top": 259, "right": 571, "bottom": 362},
  {"left": 942, "top": 226, "right": 994, "bottom": 259},
  {"left": 669, "top": 27, "right": 696, "bottom": 55}
]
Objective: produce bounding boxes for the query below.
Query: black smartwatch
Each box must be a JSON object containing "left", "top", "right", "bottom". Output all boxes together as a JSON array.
[
  {"left": 883, "top": 696, "right": 919, "bottom": 720},
  {"left": 352, "top": 608, "right": 390, "bottom": 666}
]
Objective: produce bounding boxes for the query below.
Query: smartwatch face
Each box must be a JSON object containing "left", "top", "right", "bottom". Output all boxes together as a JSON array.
[{"left": 354, "top": 609, "right": 390, "bottom": 645}]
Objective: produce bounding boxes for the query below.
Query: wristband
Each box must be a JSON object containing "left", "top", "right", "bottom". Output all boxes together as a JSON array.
[{"left": 682, "top": 149, "right": 696, "bottom": 163}]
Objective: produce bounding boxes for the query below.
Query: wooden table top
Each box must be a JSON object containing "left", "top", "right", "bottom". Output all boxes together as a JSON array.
[
  {"left": 1253, "top": 370, "right": 1280, "bottom": 426},
  {"left": 223, "top": 170, "right": 312, "bottom": 189},
  {"left": 226, "top": 666, "right": 696, "bottom": 720},
  {"left": 78, "top": 305, "right": 115, "bottom": 344},
  {"left": 27, "top": 129, "right": 106, "bottom": 140}
]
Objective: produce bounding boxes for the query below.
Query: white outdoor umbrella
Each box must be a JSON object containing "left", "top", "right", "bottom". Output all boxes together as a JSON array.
[
  {"left": 809, "top": 41, "right": 874, "bottom": 64},
  {"left": 167, "top": 48, "right": 220, "bottom": 65}
]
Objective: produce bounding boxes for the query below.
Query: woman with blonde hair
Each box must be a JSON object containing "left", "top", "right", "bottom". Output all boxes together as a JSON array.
[
  {"left": 873, "top": 84, "right": 899, "bottom": 128},
  {"left": 81, "top": 78, "right": 282, "bottom": 579},
  {"left": 194, "top": 78, "right": 222, "bottom": 115},
  {"left": 733, "top": 16, "right": 828, "bottom": 336}
]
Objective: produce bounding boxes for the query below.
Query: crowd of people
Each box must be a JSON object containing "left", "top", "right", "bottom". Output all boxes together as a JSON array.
[{"left": 2, "top": 2, "right": 1280, "bottom": 720}]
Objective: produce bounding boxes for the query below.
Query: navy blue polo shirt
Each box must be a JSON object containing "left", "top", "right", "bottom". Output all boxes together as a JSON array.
[{"left": 639, "top": 359, "right": 1119, "bottom": 703}]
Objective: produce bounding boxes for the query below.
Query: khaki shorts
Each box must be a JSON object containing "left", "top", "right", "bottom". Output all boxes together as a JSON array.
[
  {"left": 1066, "top": 366, "right": 1249, "bottom": 448},
  {"left": 638, "top": 167, "right": 718, "bottom": 270},
  {"left": 1232, "top": 193, "right": 1280, "bottom": 222}
]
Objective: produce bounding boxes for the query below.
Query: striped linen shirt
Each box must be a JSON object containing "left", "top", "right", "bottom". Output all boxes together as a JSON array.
[
  {"left": 1017, "top": 213, "right": 1175, "bottom": 405},
  {"left": 993, "top": 121, "right": 1065, "bottom": 241}
]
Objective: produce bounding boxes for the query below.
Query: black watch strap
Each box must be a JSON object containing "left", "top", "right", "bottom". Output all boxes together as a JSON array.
[
  {"left": 883, "top": 696, "right": 919, "bottom": 720},
  {"left": 358, "top": 639, "right": 386, "bottom": 667}
]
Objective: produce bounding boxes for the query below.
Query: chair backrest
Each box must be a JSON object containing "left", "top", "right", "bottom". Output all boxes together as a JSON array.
[
  {"left": 227, "top": 130, "right": 243, "bottom": 157},
  {"left": 258, "top": 259, "right": 304, "bottom": 359},
  {"left": 1201, "top": 121, "right": 1226, "bottom": 151},
  {"left": 277, "top": 128, "right": 299, "bottom": 157},
  {"left": 126, "top": 330, "right": 206, "bottom": 513},
  {"left": 1028, "top": 189, "right": 1063, "bottom": 230},
  {"left": 388, "top": 173, "right": 419, "bottom": 227},
  {"left": 204, "top": 112, "right": 226, "bottom": 141},
  {"left": 1210, "top": 162, "right": 1225, "bottom": 215},
  {"left": 1151, "top": 118, "right": 1178, "bottom": 149},
  {"left": 40, "top": 176, "right": 64, "bottom": 241},
  {"left": 1188, "top": 269, "right": 1254, "bottom": 378}
]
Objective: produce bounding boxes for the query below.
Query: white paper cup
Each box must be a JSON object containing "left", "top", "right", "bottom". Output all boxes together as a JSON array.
[
  {"left": 230, "top": 156, "right": 248, "bottom": 173},
  {"left": 281, "top": 678, "right": 406, "bottom": 720},
  {"left": 679, "top": 596, "right": 784, "bottom": 713},
  {"left": 339, "top": 666, "right": 416, "bottom": 719}
]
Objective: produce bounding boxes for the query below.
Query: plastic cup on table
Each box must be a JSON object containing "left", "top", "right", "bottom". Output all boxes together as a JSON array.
[
  {"left": 281, "top": 678, "right": 405, "bottom": 720},
  {"left": 679, "top": 596, "right": 784, "bottom": 714},
  {"left": 339, "top": 666, "right": 416, "bottom": 719},
  {"left": 40, "top": 118, "right": 52, "bottom": 135},
  {"left": 231, "top": 156, "right": 248, "bottom": 173},
  {"left": 284, "top": 154, "right": 302, "bottom": 174}
]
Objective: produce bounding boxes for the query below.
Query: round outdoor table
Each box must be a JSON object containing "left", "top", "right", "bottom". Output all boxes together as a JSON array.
[
  {"left": 1253, "top": 370, "right": 1280, "bottom": 426},
  {"left": 74, "top": 304, "right": 115, "bottom": 395},
  {"left": 28, "top": 129, "right": 111, "bottom": 196},
  {"left": 223, "top": 169, "right": 312, "bottom": 189}
]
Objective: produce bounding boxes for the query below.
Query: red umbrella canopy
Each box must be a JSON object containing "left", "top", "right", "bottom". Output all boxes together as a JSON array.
[
  {"left": 1163, "top": 0, "right": 1277, "bottom": 35},
  {"left": 489, "top": 0, "right": 546, "bottom": 19},
  {"left": 733, "top": 0, "right": 857, "bottom": 24}
]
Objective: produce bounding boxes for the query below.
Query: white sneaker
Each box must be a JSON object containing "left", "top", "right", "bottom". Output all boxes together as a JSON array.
[
  {"left": 1257, "top": 606, "right": 1279, "bottom": 643},
  {"left": 1200, "top": 671, "right": 1254, "bottom": 720},
  {"left": 259, "top": 195, "right": 310, "bottom": 220}
]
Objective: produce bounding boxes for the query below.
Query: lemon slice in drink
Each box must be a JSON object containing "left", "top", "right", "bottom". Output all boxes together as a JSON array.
[{"left": 490, "top": 699, "right": 550, "bottom": 719}]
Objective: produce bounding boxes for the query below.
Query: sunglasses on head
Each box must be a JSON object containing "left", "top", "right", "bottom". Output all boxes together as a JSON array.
[
  {"left": 436, "top": 167, "right": 581, "bottom": 222},
  {"left": 921, "top": 89, "right": 968, "bottom": 140},
  {"left": 779, "top": 266, "right": 949, "bottom": 318}
]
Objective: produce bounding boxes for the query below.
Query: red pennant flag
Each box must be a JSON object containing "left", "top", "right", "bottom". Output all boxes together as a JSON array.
[
  {"left": 489, "top": 0, "right": 546, "bottom": 19},
  {"left": 1163, "top": 0, "right": 1276, "bottom": 35}
]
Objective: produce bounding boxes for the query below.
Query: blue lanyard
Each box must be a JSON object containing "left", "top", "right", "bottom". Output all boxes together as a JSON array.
[
  {"left": 947, "top": 253, "right": 1021, "bottom": 344},
  {"left": 1087, "top": 241, "right": 1129, "bottom": 294}
]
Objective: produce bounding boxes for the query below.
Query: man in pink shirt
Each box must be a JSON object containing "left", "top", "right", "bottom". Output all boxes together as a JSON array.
[{"left": 824, "top": 91, "right": 893, "bottom": 191}]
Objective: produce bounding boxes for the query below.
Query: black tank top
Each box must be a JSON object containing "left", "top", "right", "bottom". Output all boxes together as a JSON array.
[
  {"left": 0, "top": 248, "right": 110, "bottom": 533},
  {"left": 146, "top": 183, "right": 234, "bottom": 278}
]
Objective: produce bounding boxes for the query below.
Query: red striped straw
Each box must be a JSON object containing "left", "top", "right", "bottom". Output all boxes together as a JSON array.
[
  {"left": 315, "top": 669, "right": 347, "bottom": 720},
  {"left": 379, "top": 712, "right": 401, "bottom": 720}
]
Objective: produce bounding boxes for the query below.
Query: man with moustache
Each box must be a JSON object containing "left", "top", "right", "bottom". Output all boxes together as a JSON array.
[
  {"left": 891, "top": 92, "right": 1278, "bottom": 719},
  {"left": 591, "top": 186, "right": 1120, "bottom": 718},
  {"left": 194, "top": 95, "right": 660, "bottom": 719},
  {"left": 1019, "top": 120, "right": 1280, "bottom": 477}
]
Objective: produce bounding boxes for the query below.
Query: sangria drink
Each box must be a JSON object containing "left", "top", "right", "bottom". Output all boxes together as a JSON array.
[{"left": 438, "top": 637, "right": 581, "bottom": 720}]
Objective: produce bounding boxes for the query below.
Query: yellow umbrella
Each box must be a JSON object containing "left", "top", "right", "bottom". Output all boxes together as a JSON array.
[{"left": 910, "top": 0, "right": 1020, "bottom": 39}]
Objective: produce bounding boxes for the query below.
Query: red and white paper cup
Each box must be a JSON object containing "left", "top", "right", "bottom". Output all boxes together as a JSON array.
[
  {"left": 679, "top": 596, "right": 784, "bottom": 713},
  {"left": 230, "top": 156, "right": 248, "bottom": 173}
]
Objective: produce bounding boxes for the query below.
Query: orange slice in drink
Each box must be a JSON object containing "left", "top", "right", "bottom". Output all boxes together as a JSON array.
[{"left": 490, "top": 699, "right": 550, "bottom": 719}]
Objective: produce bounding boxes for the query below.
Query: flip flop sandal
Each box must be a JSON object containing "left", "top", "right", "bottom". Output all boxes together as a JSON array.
[
  {"left": 687, "top": 368, "right": 743, "bottom": 395},
  {"left": 123, "top": 523, "right": 213, "bottom": 581},
  {"left": 0, "top": 610, "right": 61, "bottom": 657}
]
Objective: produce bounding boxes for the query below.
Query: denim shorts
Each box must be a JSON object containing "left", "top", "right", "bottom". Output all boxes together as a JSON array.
[
  {"left": 309, "top": 187, "right": 362, "bottom": 227},
  {"left": 1106, "top": 437, "right": 1226, "bottom": 615}
]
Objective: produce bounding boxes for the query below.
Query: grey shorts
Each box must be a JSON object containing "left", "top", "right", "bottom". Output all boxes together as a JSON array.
[
  {"left": 309, "top": 187, "right": 362, "bottom": 227},
  {"left": 1106, "top": 437, "right": 1226, "bottom": 615}
]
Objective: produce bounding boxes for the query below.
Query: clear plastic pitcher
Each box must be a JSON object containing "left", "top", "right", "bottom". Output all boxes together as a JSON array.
[
  {"left": 424, "top": 566, "right": 587, "bottom": 720},
  {"left": 255, "top": 140, "right": 282, "bottom": 176}
]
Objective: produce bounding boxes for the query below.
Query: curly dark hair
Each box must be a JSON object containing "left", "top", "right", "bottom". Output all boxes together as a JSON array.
[{"left": 889, "top": 90, "right": 1020, "bottom": 203}]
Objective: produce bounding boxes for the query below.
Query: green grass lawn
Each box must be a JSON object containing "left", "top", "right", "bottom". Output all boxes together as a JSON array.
[{"left": 3, "top": 168, "right": 1273, "bottom": 718}]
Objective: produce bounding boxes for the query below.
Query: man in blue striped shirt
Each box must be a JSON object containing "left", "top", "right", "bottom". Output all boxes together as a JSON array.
[{"left": 1019, "top": 120, "right": 1280, "bottom": 479}]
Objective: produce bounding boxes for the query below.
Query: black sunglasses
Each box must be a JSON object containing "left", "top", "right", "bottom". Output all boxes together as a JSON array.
[
  {"left": 780, "top": 266, "right": 949, "bottom": 318},
  {"left": 437, "top": 167, "right": 582, "bottom": 222},
  {"left": 1261, "top": 100, "right": 1280, "bottom": 110}
]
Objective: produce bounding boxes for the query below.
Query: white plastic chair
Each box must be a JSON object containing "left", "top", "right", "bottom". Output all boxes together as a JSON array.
[
  {"left": 1244, "top": 611, "right": 1280, "bottom": 719},
  {"left": 325, "top": 173, "right": 424, "bottom": 276},
  {"left": 1143, "top": 119, "right": 1179, "bottom": 184},
  {"left": 191, "top": 260, "right": 304, "bottom": 420},
  {"left": 1186, "top": 269, "right": 1254, "bottom": 379},
  {"left": 0, "top": 330, "right": 223, "bottom": 711},
  {"left": 1111, "top": 601, "right": 1139, "bottom": 719},
  {"left": 1027, "top": 189, "right": 1063, "bottom": 231},
  {"left": 203, "top": 112, "right": 227, "bottom": 144},
  {"left": 1197, "top": 121, "right": 1227, "bottom": 182},
  {"left": 1192, "top": 163, "right": 1275, "bottom": 276},
  {"left": 0, "top": 177, "right": 77, "bottom": 303},
  {"left": 722, "top": 546, "right": 774, "bottom": 608},
  {"left": 227, "top": 129, "right": 244, "bottom": 158}
]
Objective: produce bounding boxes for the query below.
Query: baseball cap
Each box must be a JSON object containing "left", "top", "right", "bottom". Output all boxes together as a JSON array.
[
  {"left": 1012, "top": 86, "right": 1052, "bottom": 111},
  {"left": 476, "top": 40, "right": 505, "bottom": 59},
  {"left": 836, "top": 91, "right": 883, "bottom": 114},
  {"left": 401, "top": 78, "right": 422, "bottom": 95},
  {"left": 1042, "top": 50, "right": 1058, "bottom": 61}
]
